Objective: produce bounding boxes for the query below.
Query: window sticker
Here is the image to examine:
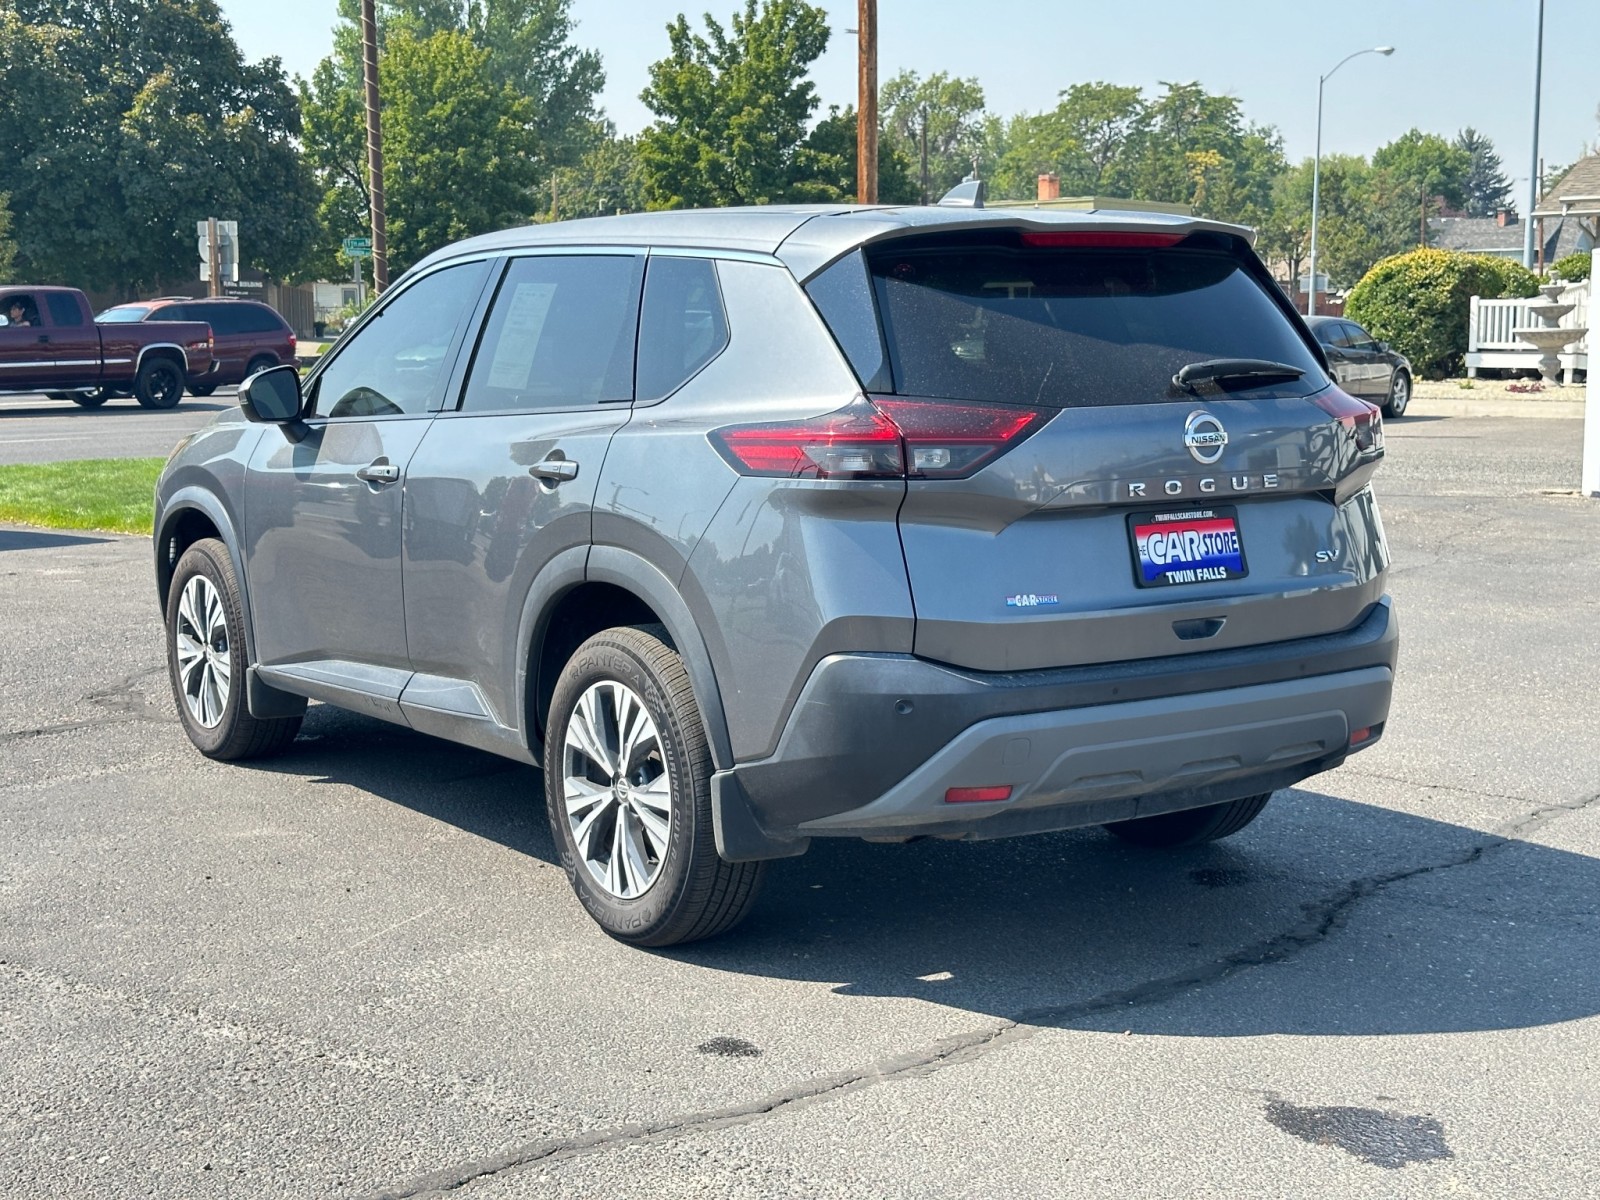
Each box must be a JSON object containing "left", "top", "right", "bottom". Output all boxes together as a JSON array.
[{"left": 486, "top": 281, "right": 557, "bottom": 391}]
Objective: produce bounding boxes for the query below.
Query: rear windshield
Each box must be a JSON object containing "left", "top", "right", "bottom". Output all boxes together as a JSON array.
[
  {"left": 856, "top": 233, "right": 1325, "bottom": 407},
  {"left": 96, "top": 305, "right": 153, "bottom": 323}
]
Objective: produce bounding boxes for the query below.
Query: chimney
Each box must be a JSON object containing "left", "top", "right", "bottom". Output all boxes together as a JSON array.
[
  {"left": 1496, "top": 208, "right": 1517, "bottom": 227},
  {"left": 1037, "top": 172, "right": 1060, "bottom": 202}
]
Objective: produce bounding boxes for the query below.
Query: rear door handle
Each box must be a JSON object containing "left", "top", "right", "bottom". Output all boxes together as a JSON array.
[
  {"left": 529, "top": 458, "right": 579, "bottom": 483},
  {"left": 356, "top": 460, "right": 400, "bottom": 484}
]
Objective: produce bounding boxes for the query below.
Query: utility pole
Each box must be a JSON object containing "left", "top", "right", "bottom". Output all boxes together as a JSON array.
[
  {"left": 207, "top": 217, "right": 221, "bottom": 298},
  {"left": 1522, "top": 0, "right": 1544, "bottom": 269},
  {"left": 360, "top": 0, "right": 388, "bottom": 293},
  {"left": 856, "top": 0, "right": 877, "bottom": 204}
]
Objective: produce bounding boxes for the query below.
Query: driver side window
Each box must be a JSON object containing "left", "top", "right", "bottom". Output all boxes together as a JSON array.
[{"left": 311, "top": 261, "right": 487, "bottom": 418}]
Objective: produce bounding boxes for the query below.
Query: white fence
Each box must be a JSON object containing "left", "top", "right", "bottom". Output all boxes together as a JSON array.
[{"left": 1467, "top": 281, "right": 1589, "bottom": 381}]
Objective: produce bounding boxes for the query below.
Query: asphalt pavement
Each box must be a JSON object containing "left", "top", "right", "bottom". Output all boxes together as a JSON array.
[
  {"left": 1, "top": 414, "right": 1597, "bottom": 1198},
  {"left": 0, "top": 390, "right": 232, "bottom": 465}
]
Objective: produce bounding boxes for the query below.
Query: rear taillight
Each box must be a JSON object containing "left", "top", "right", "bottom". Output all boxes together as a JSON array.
[
  {"left": 709, "top": 395, "right": 1046, "bottom": 480},
  {"left": 288, "top": 333, "right": 297, "bottom": 352},
  {"left": 1310, "top": 387, "right": 1383, "bottom": 454}
]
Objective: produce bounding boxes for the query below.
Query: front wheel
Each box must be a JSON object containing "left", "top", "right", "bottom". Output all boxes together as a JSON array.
[
  {"left": 1103, "top": 793, "right": 1273, "bottom": 848},
  {"left": 134, "top": 357, "right": 184, "bottom": 409},
  {"left": 1383, "top": 370, "right": 1411, "bottom": 418},
  {"left": 545, "top": 624, "right": 764, "bottom": 947},
  {"left": 165, "top": 538, "right": 302, "bottom": 760}
]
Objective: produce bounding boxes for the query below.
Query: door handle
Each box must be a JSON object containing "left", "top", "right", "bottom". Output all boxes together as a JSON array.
[
  {"left": 37, "top": 335, "right": 49, "bottom": 344},
  {"left": 529, "top": 458, "right": 579, "bottom": 483},
  {"left": 356, "top": 460, "right": 400, "bottom": 484}
]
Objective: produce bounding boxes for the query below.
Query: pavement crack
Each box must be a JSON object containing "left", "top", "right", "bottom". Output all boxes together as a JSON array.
[
  {"left": 0, "top": 666, "right": 168, "bottom": 743},
  {"left": 359, "top": 786, "right": 1600, "bottom": 1199}
]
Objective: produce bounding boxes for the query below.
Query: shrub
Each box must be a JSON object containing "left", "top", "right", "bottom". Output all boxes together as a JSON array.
[
  {"left": 1551, "top": 251, "right": 1591, "bottom": 282},
  {"left": 1345, "top": 248, "right": 1539, "bottom": 379}
]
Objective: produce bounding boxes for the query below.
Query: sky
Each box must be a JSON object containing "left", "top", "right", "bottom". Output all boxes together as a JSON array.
[{"left": 220, "top": 0, "right": 1596, "bottom": 214}]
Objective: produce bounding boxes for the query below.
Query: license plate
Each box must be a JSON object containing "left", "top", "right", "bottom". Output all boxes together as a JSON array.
[{"left": 1129, "top": 507, "right": 1248, "bottom": 588}]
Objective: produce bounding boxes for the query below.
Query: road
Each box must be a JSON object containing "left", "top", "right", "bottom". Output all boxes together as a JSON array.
[
  {"left": 0, "top": 391, "right": 233, "bottom": 465},
  {"left": 2, "top": 415, "right": 1598, "bottom": 1198}
]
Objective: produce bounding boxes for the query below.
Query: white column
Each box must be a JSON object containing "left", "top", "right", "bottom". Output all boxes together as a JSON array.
[{"left": 1584, "top": 248, "right": 1600, "bottom": 498}]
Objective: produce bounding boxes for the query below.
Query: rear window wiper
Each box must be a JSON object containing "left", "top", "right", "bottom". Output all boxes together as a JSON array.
[{"left": 1173, "top": 358, "right": 1305, "bottom": 393}]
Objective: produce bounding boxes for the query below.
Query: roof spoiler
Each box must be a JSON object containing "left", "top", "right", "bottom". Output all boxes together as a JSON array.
[{"left": 937, "top": 179, "right": 986, "bottom": 208}]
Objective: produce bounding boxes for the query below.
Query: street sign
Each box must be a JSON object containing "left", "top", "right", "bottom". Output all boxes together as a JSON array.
[
  {"left": 197, "top": 219, "right": 239, "bottom": 283},
  {"left": 342, "top": 236, "right": 373, "bottom": 258}
]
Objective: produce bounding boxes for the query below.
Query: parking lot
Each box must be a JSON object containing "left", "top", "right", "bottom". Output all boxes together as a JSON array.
[
  {"left": 2, "top": 411, "right": 1597, "bottom": 1197},
  {"left": 0, "top": 392, "right": 236, "bottom": 466}
]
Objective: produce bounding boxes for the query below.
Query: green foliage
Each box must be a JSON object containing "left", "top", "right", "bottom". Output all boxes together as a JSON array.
[
  {"left": 637, "top": 0, "right": 835, "bottom": 208},
  {"left": 0, "top": 1, "right": 317, "bottom": 291},
  {"left": 301, "top": 0, "right": 603, "bottom": 275},
  {"left": 1345, "top": 248, "right": 1539, "bottom": 379},
  {"left": 1551, "top": 251, "right": 1591, "bottom": 282},
  {"left": 1371, "top": 128, "right": 1471, "bottom": 244},
  {"left": 1455, "top": 127, "right": 1512, "bottom": 218},
  {"left": 544, "top": 124, "right": 647, "bottom": 220},
  {"left": 0, "top": 458, "right": 164, "bottom": 535},
  {"left": 880, "top": 70, "right": 990, "bottom": 199},
  {"left": 0, "top": 194, "right": 15, "bottom": 282},
  {"left": 791, "top": 106, "right": 919, "bottom": 204}
]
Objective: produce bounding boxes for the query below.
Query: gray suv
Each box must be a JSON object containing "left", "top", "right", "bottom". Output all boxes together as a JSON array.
[{"left": 154, "top": 205, "right": 1396, "bottom": 946}]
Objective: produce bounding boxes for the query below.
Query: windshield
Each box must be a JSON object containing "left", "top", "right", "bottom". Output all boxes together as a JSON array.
[
  {"left": 865, "top": 235, "right": 1326, "bottom": 407},
  {"left": 97, "top": 305, "right": 154, "bottom": 323}
]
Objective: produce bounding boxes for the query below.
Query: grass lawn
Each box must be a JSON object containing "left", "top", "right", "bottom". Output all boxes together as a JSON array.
[{"left": 0, "top": 457, "right": 163, "bottom": 535}]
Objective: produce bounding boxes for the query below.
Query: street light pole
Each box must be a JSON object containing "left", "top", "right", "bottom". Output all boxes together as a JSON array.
[
  {"left": 1307, "top": 45, "right": 1393, "bottom": 317},
  {"left": 1523, "top": 0, "right": 1544, "bottom": 269}
]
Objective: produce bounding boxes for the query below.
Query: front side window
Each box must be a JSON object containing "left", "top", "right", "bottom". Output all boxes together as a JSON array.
[
  {"left": 460, "top": 254, "right": 642, "bottom": 413},
  {"left": 1, "top": 294, "right": 40, "bottom": 327},
  {"left": 311, "top": 261, "right": 488, "bottom": 418}
]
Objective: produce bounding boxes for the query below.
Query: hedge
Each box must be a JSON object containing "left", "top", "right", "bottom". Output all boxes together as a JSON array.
[
  {"left": 1551, "top": 251, "right": 1591, "bottom": 282},
  {"left": 1344, "top": 248, "right": 1539, "bottom": 379}
]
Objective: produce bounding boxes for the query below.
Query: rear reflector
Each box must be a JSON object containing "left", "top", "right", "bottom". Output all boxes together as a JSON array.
[
  {"left": 710, "top": 395, "right": 1045, "bottom": 481},
  {"left": 1019, "top": 231, "right": 1187, "bottom": 249},
  {"left": 1349, "top": 726, "right": 1373, "bottom": 747},
  {"left": 945, "top": 785, "right": 1013, "bottom": 804}
]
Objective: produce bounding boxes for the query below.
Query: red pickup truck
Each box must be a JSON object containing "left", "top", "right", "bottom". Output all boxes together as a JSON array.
[{"left": 0, "top": 285, "right": 215, "bottom": 409}]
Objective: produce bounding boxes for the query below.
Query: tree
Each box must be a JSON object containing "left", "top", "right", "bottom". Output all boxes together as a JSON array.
[
  {"left": 544, "top": 123, "right": 647, "bottom": 220},
  {"left": 879, "top": 70, "right": 989, "bottom": 199},
  {"left": 1455, "top": 127, "right": 1512, "bottom": 217},
  {"left": 0, "top": 194, "right": 15, "bottom": 282},
  {"left": 301, "top": 0, "right": 604, "bottom": 275},
  {"left": 992, "top": 82, "right": 1144, "bottom": 201},
  {"left": 637, "top": 0, "right": 833, "bottom": 208},
  {"left": 794, "top": 105, "right": 919, "bottom": 204},
  {"left": 1257, "top": 155, "right": 1388, "bottom": 291},
  {"left": 1371, "top": 129, "right": 1471, "bottom": 246},
  {"left": 0, "top": 1, "right": 317, "bottom": 292}
]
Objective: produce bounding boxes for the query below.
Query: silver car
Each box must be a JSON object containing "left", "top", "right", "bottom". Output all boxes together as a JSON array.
[{"left": 154, "top": 204, "right": 1397, "bottom": 946}]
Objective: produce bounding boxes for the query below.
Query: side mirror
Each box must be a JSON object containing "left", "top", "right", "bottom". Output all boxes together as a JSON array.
[{"left": 239, "top": 364, "right": 310, "bottom": 442}]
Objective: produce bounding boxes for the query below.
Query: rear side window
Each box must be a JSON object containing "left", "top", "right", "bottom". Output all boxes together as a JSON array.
[
  {"left": 865, "top": 234, "right": 1325, "bottom": 407},
  {"left": 231, "top": 304, "right": 288, "bottom": 334},
  {"left": 160, "top": 305, "right": 193, "bottom": 323},
  {"left": 461, "top": 254, "right": 642, "bottom": 413},
  {"left": 196, "top": 304, "right": 245, "bottom": 335},
  {"left": 635, "top": 256, "right": 729, "bottom": 402},
  {"left": 805, "top": 251, "right": 890, "bottom": 392},
  {"left": 45, "top": 293, "right": 84, "bottom": 326}
]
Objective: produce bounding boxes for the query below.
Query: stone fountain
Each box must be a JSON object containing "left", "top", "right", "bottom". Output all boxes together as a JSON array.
[{"left": 1512, "top": 281, "right": 1578, "bottom": 385}]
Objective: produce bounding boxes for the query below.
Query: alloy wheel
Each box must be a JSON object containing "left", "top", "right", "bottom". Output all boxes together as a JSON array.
[
  {"left": 174, "top": 575, "right": 231, "bottom": 728},
  {"left": 562, "top": 680, "right": 673, "bottom": 900},
  {"left": 1389, "top": 373, "right": 1409, "bottom": 416}
]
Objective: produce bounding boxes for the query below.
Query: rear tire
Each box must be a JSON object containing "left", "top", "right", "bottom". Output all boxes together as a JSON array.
[
  {"left": 165, "top": 538, "right": 302, "bottom": 760},
  {"left": 545, "top": 624, "right": 764, "bottom": 947},
  {"left": 1103, "top": 792, "right": 1273, "bottom": 848},
  {"left": 188, "top": 383, "right": 217, "bottom": 397},
  {"left": 245, "top": 355, "right": 276, "bottom": 380},
  {"left": 70, "top": 389, "right": 109, "bottom": 408},
  {"left": 134, "top": 357, "right": 184, "bottom": 409}
]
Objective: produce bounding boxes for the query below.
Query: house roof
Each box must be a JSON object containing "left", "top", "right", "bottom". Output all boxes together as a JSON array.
[
  {"left": 1429, "top": 215, "right": 1582, "bottom": 260},
  {"left": 1534, "top": 153, "right": 1600, "bottom": 217}
]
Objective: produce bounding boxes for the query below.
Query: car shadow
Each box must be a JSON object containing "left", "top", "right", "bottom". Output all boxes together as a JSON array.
[
  {"left": 0, "top": 528, "right": 114, "bottom": 551},
  {"left": 254, "top": 705, "right": 1600, "bottom": 1040},
  {"left": 0, "top": 399, "right": 232, "bottom": 417}
]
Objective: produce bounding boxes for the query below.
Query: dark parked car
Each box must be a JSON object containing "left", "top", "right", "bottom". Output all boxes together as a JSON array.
[
  {"left": 153, "top": 205, "right": 1396, "bottom": 946},
  {"left": 1306, "top": 315, "right": 1412, "bottom": 416},
  {"left": 98, "top": 296, "right": 296, "bottom": 394}
]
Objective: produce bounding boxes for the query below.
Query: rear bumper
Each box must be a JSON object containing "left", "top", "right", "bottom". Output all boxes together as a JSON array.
[{"left": 711, "top": 597, "right": 1397, "bottom": 859}]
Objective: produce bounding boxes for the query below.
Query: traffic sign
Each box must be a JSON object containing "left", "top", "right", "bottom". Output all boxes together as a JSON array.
[{"left": 342, "top": 236, "right": 373, "bottom": 258}]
